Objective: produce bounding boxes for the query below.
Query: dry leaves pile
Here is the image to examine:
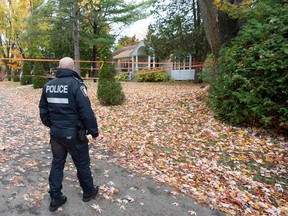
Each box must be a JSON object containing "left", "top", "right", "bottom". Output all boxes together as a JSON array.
[
  {"left": 0, "top": 81, "right": 287, "bottom": 215},
  {"left": 88, "top": 82, "right": 287, "bottom": 216}
]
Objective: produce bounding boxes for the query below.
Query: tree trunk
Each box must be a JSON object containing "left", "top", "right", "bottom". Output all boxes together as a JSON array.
[
  {"left": 192, "top": 0, "right": 210, "bottom": 83},
  {"left": 0, "top": 36, "right": 10, "bottom": 74},
  {"left": 91, "top": 21, "right": 99, "bottom": 78},
  {"left": 73, "top": 1, "right": 80, "bottom": 75},
  {"left": 198, "top": 0, "right": 241, "bottom": 68}
]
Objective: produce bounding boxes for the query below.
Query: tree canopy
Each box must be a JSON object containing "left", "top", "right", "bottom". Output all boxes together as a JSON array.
[
  {"left": 145, "top": 0, "right": 209, "bottom": 62},
  {"left": 0, "top": 0, "right": 42, "bottom": 73},
  {"left": 114, "top": 35, "right": 139, "bottom": 52},
  {"left": 144, "top": 0, "right": 209, "bottom": 82},
  {"left": 0, "top": 0, "right": 153, "bottom": 75}
]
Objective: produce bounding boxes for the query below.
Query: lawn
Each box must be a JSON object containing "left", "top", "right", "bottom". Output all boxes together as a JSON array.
[{"left": 1, "top": 81, "right": 287, "bottom": 215}]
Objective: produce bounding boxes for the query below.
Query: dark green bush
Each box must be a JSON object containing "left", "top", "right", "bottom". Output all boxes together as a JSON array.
[
  {"left": 20, "top": 61, "right": 33, "bottom": 85},
  {"left": 12, "top": 75, "right": 20, "bottom": 82},
  {"left": 33, "top": 62, "right": 48, "bottom": 89},
  {"left": 33, "top": 76, "right": 48, "bottom": 88},
  {"left": 135, "top": 68, "right": 169, "bottom": 82},
  {"left": 22, "top": 61, "right": 31, "bottom": 75},
  {"left": 20, "top": 75, "right": 33, "bottom": 85},
  {"left": 97, "top": 46, "right": 125, "bottom": 106},
  {"left": 97, "top": 79, "right": 125, "bottom": 105},
  {"left": 208, "top": 1, "right": 288, "bottom": 130},
  {"left": 199, "top": 53, "right": 214, "bottom": 84}
]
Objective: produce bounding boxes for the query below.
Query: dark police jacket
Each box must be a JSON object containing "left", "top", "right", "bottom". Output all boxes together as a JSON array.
[{"left": 39, "top": 69, "right": 99, "bottom": 137}]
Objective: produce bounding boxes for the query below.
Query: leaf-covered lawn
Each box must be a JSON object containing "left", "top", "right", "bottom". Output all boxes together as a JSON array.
[{"left": 1, "top": 81, "right": 287, "bottom": 215}]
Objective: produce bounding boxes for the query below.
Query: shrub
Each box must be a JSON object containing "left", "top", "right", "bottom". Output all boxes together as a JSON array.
[
  {"left": 97, "top": 79, "right": 125, "bottom": 105},
  {"left": 6, "top": 75, "right": 11, "bottom": 81},
  {"left": 97, "top": 46, "right": 125, "bottom": 106},
  {"left": 20, "top": 75, "right": 33, "bottom": 85},
  {"left": 12, "top": 75, "right": 20, "bottom": 82},
  {"left": 208, "top": 1, "right": 288, "bottom": 130},
  {"left": 33, "top": 62, "right": 48, "bottom": 89},
  {"left": 199, "top": 53, "right": 214, "bottom": 84},
  {"left": 153, "top": 71, "right": 170, "bottom": 82},
  {"left": 135, "top": 68, "right": 169, "bottom": 82},
  {"left": 115, "top": 72, "right": 129, "bottom": 81},
  {"left": 20, "top": 61, "right": 33, "bottom": 85},
  {"left": 135, "top": 72, "right": 149, "bottom": 82},
  {"left": 33, "top": 76, "right": 48, "bottom": 88},
  {"left": 22, "top": 61, "right": 31, "bottom": 75}
]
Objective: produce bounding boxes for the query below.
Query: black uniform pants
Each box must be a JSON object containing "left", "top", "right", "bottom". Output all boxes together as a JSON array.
[{"left": 49, "top": 128, "right": 95, "bottom": 199}]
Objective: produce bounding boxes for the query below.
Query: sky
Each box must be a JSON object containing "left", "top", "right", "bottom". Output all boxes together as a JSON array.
[
  {"left": 121, "top": 16, "right": 154, "bottom": 40},
  {"left": 111, "top": 15, "right": 154, "bottom": 42},
  {"left": 114, "top": 0, "right": 155, "bottom": 40}
]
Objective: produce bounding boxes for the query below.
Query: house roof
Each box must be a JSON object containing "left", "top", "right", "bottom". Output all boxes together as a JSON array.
[
  {"left": 113, "top": 45, "right": 136, "bottom": 60},
  {"left": 113, "top": 40, "right": 146, "bottom": 60}
]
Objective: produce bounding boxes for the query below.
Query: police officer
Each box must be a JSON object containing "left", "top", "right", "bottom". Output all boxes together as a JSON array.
[{"left": 39, "top": 57, "right": 99, "bottom": 212}]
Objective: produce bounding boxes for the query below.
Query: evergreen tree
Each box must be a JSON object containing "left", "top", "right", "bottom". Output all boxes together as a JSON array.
[
  {"left": 97, "top": 46, "right": 125, "bottom": 106},
  {"left": 33, "top": 62, "right": 48, "bottom": 89},
  {"left": 20, "top": 61, "right": 33, "bottom": 85}
]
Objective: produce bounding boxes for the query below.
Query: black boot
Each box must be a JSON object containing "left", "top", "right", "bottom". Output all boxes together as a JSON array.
[
  {"left": 49, "top": 195, "right": 67, "bottom": 212},
  {"left": 82, "top": 186, "right": 99, "bottom": 202}
]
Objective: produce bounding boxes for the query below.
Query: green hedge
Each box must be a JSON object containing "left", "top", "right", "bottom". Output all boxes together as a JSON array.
[
  {"left": 135, "top": 69, "right": 170, "bottom": 82},
  {"left": 33, "top": 77, "right": 48, "bottom": 89},
  {"left": 33, "top": 62, "right": 48, "bottom": 89},
  {"left": 208, "top": 1, "right": 288, "bottom": 130},
  {"left": 20, "top": 75, "right": 33, "bottom": 85},
  {"left": 12, "top": 76, "right": 20, "bottom": 82},
  {"left": 115, "top": 72, "right": 129, "bottom": 81}
]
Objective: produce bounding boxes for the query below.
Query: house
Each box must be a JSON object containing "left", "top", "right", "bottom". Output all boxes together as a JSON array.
[{"left": 113, "top": 40, "right": 196, "bottom": 80}]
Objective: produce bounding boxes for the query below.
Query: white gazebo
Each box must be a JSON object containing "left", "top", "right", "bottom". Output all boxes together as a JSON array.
[
  {"left": 113, "top": 40, "right": 154, "bottom": 74},
  {"left": 113, "top": 40, "right": 195, "bottom": 80}
]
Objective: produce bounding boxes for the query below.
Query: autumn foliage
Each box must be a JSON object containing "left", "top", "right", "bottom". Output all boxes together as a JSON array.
[
  {"left": 91, "top": 82, "right": 287, "bottom": 216},
  {"left": 0, "top": 81, "right": 287, "bottom": 215}
]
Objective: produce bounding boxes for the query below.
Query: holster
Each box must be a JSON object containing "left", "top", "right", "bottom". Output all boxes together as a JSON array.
[{"left": 77, "top": 122, "right": 87, "bottom": 142}]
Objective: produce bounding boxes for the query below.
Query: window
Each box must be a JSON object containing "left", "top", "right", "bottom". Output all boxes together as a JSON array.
[
  {"left": 184, "top": 55, "right": 192, "bottom": 70},
  {"left": 173, "top": 55, "right": 192, "bottom": 70},
  {"left": 121, "top": 61, "right": 130, "bottom": 72}
]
